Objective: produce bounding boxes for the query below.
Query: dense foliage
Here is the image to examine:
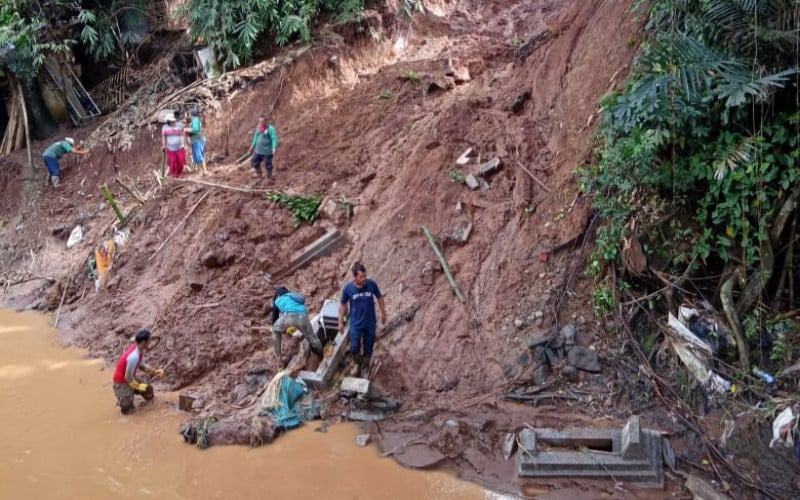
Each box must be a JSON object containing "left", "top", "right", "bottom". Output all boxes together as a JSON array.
[
  {"left": 581, "top": 0, "right": 800, "bottom": 365},
  {"left": 182, "top": 0, "right": 365, "bottom": 71}
]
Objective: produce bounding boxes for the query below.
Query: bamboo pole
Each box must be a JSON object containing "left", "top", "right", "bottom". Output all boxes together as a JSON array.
[
  {"left": 53, "top": 266, "right": 75, "bottom": 328},
  {"left": 102, "top": 184, "right": 127, "bottom": 225},
  {"left": 17, "top": 80, "right": 34, "bottom": 173},
  {"left": 172, "top": 177, "right": 270, "bottom": 193},
  {"left": 422, "top": 225, "right": 466, "bottom": 303}
]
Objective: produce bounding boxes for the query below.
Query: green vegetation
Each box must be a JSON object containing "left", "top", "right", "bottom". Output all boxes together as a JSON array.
[
  {"left": 582, "top": 0, "right": 800, "bottom": 366},
  {"left": 402, "top": 69, "right": 420, "bottom": 82},
  {"left": 449, "top": 170, "right": 466, "bottom": 184},
  {"left": 376, "top": 89, "right": 393, "bottom": 100},
  {"left": 182, "top": 0, "right": 364, "bottom": 71},
  {"left": 267, "top": 191, "right": 323, "bottom": 227},
  {"left": 399, "top": 0, "right": 425, "bottom": 19}
]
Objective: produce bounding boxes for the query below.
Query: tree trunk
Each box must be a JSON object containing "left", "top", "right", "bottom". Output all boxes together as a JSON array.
[{"left": 19, "top": 77, "right": 57, "bottom": 140}]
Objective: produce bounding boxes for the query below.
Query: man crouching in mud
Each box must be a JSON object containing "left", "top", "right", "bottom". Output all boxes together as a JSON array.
[{"left": 112, "top": 329, "right": 165, "bottom": 415}]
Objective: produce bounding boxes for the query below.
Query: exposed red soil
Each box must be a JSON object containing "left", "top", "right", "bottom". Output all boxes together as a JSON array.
[{"left": 0, "top": 0, "right": 663, "bottom": 496}]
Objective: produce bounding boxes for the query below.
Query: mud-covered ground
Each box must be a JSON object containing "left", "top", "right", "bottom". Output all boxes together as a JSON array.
[{"left": 8, "top": 1, "right": 794, "bottom": 498}]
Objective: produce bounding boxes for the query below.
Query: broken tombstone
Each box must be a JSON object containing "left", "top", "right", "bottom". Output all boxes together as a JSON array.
[
  {"left": 476, "top": 157, "right": 502, "bottom": 177},
  {"left": 456, "top": 147, "right": 473, "bottom": 165},
  {"left": 502, "top": 432, "right": 517, "bottom": 461},
  {"left": 464, "top": 174, "right": 480, "bottom": 190}
]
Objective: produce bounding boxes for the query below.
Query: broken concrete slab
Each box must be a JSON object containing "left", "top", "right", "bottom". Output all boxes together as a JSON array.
[
  {"left": 517, "top": 416, "right": 664, "bottom": 487},
  {"left": 567, "top": 346, "right": 602, "bottom": 372},
  {"left": 355, "top": 434, "right": 371, "bottom": 447},
  {"left": 465, "top": 174, "right": 479, "bottom": 190},
  {"left": 288, "top": 227, "right": 345, "bottom": 273},
  {"left": 685, "top": 474, "right": 732, "bottom": 500},
  {"left": 456, "top": 147, "right": 473, "bottom": 165},
  {"left": 341, "top": 377, "right": 373, "bottom": 396},
  {"left": 349, "top": 409, "right": 386, "bottom": 422},
  {"left": 476, "top": 157, "right": 502, "bottom": 177}
]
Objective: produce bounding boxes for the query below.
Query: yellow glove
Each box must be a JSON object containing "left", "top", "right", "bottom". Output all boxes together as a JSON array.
[
  {"left": 286, "top": 326, "right": 297, "bottom": 336},
  {"left": 130, "top": 381, "right": 149, "bottom": 392},
  {"left": 154, "top": 369, "right": 165, "bottom": 379}
]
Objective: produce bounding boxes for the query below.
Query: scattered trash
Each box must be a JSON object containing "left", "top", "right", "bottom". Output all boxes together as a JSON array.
[
  {"left": 666, "top": 311, "right": 732, "bottom": 394},
  {"left": 769, "top": 406, "right": 797, "bottom": 448},
  {"left": 752, "top": 367, "right": 776, "bottom": 385},
  {"left": 113, "top": 229, "right": 130, "bottom": 246},
  {"left": 66, "top": 225, "right": 83, "bottom": 248}
]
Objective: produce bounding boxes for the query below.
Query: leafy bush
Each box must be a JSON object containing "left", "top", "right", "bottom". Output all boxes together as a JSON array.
[
  {"left": 267, "top": 191, "right": 323, "bottom": 227},
  {"left": 182, "top": 0, "right": 364, "bottom": 71},
  {"left": 582, "top": 0, "right": 800, "bottom": 273}
]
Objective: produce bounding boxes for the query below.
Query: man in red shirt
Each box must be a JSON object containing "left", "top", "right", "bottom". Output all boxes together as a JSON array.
[{"left": 112, "top": 330, "right": 164, "bottom": 415}]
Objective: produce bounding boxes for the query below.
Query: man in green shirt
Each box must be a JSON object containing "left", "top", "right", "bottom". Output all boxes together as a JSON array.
[
  {"left": 249, "top": 115, "right": 278, "bottom": 180},
  {"left": 43, "top": 137, "right": 86, "bottom": 187}
]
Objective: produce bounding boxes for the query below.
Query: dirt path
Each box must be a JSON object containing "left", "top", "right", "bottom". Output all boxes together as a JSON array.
[{"left": 0, "top": 0, "right": 646, "bottom": 495}]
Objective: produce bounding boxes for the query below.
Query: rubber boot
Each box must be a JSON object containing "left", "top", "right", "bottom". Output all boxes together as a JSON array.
[
  {"left": 360, "top": 355, "right": 372, "bottom": 377},
  {"left": 348, "top": 354, "right": 362, "bottom": 377},
  {"left": 266, "top": 168, "right": 273, "bottom": 180},
  {"left": 51, "top": 175, "right": 60, "bottom": 188}
]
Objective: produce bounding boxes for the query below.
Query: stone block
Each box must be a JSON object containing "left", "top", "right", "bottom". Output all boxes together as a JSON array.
[
  {"left": 465, "top": 174, "right": 479, "bottom": 190},
  {"left": 622, "top": 416, "right": 643, "bottom": 459},
  {"left": 518, "top": 428, "right": 537, "bottom": 455},
  {"left": 299, "top": 325, "right": 349, "bottom": 389},
  {"left": 288, "top": 228, "right": 345, "bottom": 273},
  {"left": 456, "top": 147, "right": 473, "bottom": 165},
  {"left": 341, "top": 377, "right": 373, "bottom": 396},
  {"left": 477, "top": 157, "right": 502, "bottom": 177},
  {"left": 355, "top": 434, "right": 371, "bottom": 447}
]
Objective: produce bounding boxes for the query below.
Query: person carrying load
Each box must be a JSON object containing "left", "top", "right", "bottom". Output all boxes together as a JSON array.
[{"left": 271, "top": 286, "right": 323, "bottom": 368}]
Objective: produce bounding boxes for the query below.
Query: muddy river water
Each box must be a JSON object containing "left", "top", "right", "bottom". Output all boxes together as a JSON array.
[{"left": 0, "top": 310, "right": 491, "bottom": 499}]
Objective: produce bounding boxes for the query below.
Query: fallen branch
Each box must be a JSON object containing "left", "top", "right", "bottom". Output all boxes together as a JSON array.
[
  {"left": 173, "top": 177, "right": 270, "bottom": 194},
  {"left": 190, "top": 302, "right": 221, "bottom": 309},
  {"left": 6, "top": 275, "right": 55, "bottom": 287},
  {"left": 148, "top": 191, "right": 210, "bottom": 262},
  {"left": 421, "top": 226, "right": 466, "bottom": 303},
  {"left": 515, "top": 160, "right": 552, "bottom": 193},
  {"left": 115, "top": 177, "right": 148, "bottom": 204}
]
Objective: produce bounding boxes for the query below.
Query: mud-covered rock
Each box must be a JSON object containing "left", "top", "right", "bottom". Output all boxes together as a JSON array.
[
  {"left": 567, "top": 347, "right": 601, "bottom": 372},
  {"left": 561, "top": 365, "right": 579, "bottom": 382}
]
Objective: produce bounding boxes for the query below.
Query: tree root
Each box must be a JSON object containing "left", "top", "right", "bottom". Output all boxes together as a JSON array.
[{"left": 721, "top": 268, "right": 749, "bottom": 367}]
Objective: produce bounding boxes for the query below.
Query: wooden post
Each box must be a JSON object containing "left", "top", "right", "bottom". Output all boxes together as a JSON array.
[{"left": 422, "top": 225, "right": 466, "bottom": 303}]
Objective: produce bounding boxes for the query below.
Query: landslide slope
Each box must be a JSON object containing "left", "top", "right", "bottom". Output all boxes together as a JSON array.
[{"left": 1, "top": 0, "right": 640, "bottom": 492}]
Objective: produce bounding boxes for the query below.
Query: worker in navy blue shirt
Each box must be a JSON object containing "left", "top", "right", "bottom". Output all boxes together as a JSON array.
[{"left": 338, "top": 262, "right": 386, "bottom": 376}]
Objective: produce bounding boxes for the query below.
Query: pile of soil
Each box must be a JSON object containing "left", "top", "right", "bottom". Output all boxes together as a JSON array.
[{"left": 0, "top": 0, "right": 667, "bottom": 496}]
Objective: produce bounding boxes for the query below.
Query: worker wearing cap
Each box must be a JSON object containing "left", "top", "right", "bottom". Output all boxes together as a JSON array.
[
  {"left": 249, "top": 115, "right": 278, "bottom": 180},
  {"left": 42, "top": 137, "right": 86, "bottom": 187},
  {"left": 271, "top": 286, "right": 323, "bottom": 367},
  {"left": 162, "top": 112, "right": 186, "bottom": 177},
  {"left": 112, "top": 329, "right": 165, "bottom": 415}
]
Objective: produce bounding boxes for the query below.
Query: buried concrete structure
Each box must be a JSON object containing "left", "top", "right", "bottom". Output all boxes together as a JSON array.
[
  {"left": 517, "top": 416, "right": 664, "bottom": 487},
  {"left": 298, "top": 299, "right": 349, "bottom": 388}
]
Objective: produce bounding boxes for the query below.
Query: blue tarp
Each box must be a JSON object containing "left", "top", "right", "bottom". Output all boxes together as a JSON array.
[{"left": 259, "top": 374, "right": 316, "bottom": 429}]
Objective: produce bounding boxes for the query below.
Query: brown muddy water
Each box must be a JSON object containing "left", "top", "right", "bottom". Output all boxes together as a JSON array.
[{"left": 0, "top": 310, "right": 496, "bottom": 500}]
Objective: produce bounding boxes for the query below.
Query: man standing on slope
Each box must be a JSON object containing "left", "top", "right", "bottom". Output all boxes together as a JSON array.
[
  {"left": 185, "top": 108, "right": 207, "bottom": 175},
  {"left": 112, "top": 329, "right": 165, "bottom": 415},
  {"left": 271, "top": 286, "right": 324, "bottom": 367},
  {"left": 42, "top": 137, "right": 86, "bottom": 187},
  {"left": 338, "top": 262, "right": 387, "bottom": 376},
  {"left": 249, "top": 114, "right": 278, "bottom": 181},
  {"left": 161, "top": 112, "right": 186, "bottom": 177}
]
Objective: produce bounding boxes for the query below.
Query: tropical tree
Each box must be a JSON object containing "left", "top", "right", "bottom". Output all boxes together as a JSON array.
[{"left": 182, "top": 0, "right": 365, "bottom": 71}]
